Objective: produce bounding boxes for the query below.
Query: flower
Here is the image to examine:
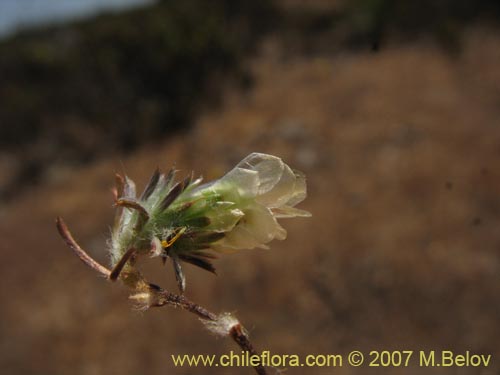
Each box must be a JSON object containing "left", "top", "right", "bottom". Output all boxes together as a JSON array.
[
  {"left": 198, "top": 152, "right": 311, "bottom": 252},
  {"left": 109, "top": 153, "right": 310, "bottom": 292}
]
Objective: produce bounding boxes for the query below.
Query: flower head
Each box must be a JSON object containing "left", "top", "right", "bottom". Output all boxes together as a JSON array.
[
  {"left": 110, "top": 153, "right": 310, "bottom": 292},
  {"left": 198, "top": 153, "right": 311, "bottom": 251}
]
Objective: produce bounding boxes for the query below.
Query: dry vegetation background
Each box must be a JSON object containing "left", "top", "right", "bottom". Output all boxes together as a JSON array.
[{"left": 1, "top": 1, "right": 500, "bottom": 374}]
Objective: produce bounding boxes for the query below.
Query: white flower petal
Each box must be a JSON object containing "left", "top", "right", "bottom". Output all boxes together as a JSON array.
[
  {"left": 179, "top": 153, "right": 309, "bottom": 252},
  {"left": 235, "top": 153, "right": 285, "bottom": 195},
  {"left": 271, "top": 206, "right": 312, "bottom": 218},
  {"left": 214, "top": 167, "right": 259, "bottom": 199},
  {"left": 285, "top": 170, "right": 307, "bottom": 206},
  {"left": 212, "top": 203, "right": 287, "bottom": 252},
  {"left": 256, "top": 164, "right": 305, "bottom": 208},
  {"left": 206, "top": 208, "right": 244, "bottom": 232}
]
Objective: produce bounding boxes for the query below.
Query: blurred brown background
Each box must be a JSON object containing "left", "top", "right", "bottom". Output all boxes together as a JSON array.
[{"left": 1, "top": 0, "right": 500, "bottom": 374}]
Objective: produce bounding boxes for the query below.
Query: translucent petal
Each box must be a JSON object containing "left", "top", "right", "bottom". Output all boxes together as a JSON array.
[
  {"left": 214, "top": 167, "right": 259, "bottom": 199},
  {"left": 256, "top": 164, "right": 302, "bottom": 208},
  {"left": 215, "top": 225, "right": 262, "bottom": 251},
  {"left": 211, "top": 204, "right": 287, "bottom": 252},
  {"left": 284, "top": 170, "right": 307, "bottom": 207},
  {"left": 206, "top": 208, "right": 244, "bottom": 232},
  {"left": 271, "top": 206, "right": 312, "bottom": 218},
  {"left": 235, "top": 153, "right": 285, "bottom": 195}
]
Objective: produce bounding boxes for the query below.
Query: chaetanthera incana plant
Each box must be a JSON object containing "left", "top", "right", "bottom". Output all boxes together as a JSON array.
[{"left": 57, "top": 152, "right": 310, "bottom": 375}]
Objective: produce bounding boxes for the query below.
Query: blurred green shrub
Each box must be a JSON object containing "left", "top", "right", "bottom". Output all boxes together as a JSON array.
[
  {"left": 0, "top": 0, "right": 273, "bottom": 161},
  {"left": 344, "top": 0, "right": 500, "bottom": 49}
]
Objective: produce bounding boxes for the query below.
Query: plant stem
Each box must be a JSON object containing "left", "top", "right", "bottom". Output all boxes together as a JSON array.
[
  {"left": 56, "top": 216, "right": 268, "bottom": 375},
  {"left": 56, "top": 217, "right": 110, "bottom": 277}
]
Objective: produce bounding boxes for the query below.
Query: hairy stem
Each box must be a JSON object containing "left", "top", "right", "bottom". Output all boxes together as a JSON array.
[
  {"left": 230, "top": 324, "right": 267, "bottom": 375},
  {"left": 56, "top": 216, "right": 267, "bottom": 375},
  {"left": 56, "top": 217, "right": 110, "bottom": 277}
]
